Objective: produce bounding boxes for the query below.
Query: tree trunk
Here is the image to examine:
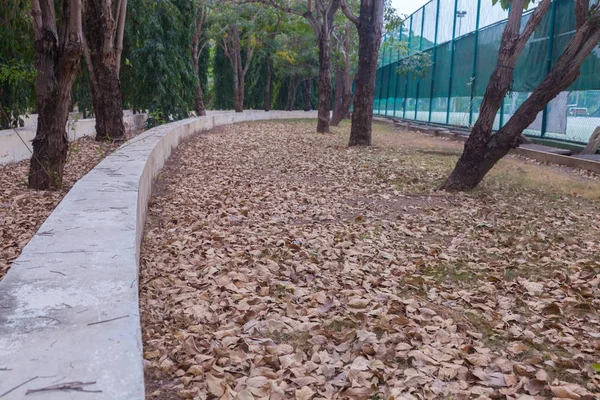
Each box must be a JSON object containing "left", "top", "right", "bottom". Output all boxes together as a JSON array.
[
  {"left": 194, "top": 80, "right": 206, "bottom": 116},
  {"left": 83, "top": 0, "right": 125, "bottom": 141},
  {"left": 290, "top": 79, "right": 302, "bottom": 112},
  {"left": 303, "top": 79, "right": 312, "bottom": 111},
  {"left": 264, "top": 53, "right": 272, "bottom": 111},
  {"left": 331, "top": 68, "right": 344, "bottom": 125},
  {"left": 347, "top": 0, "right": 383, "bottom": 147},
  {"left": 88, "top": 64, "right": 125, "bottom": 141},
  {"left": 285, "top": 77, "right": 294, "bottom": 111},
  {"left": 583, "top": 126, "right": 600, "bottom": 155},
  {"left": 316, "top": 33, "right": 332, "bottom": 133},
  {"left": 441, "top": 0, "right": 598, "bottom": 191},
  {"left": 29, "top": 0, "right": 83, "bottom": 190},
  {"left": 191, "top": 8, "right": 207, "bottom": 116}
]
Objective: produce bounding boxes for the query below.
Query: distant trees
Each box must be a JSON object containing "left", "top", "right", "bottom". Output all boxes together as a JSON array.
[
  {"left": 272, "top": 20, "right": 319, "bottom": 111},
  {"left": 251, "top": 0, "right": 341, "bottom": 132},
  {"left": 442, "top": 0, "right": 600, "bottom": 191},
  {"left": 0, "top": 0, "right": 35, "bottom": 129}
]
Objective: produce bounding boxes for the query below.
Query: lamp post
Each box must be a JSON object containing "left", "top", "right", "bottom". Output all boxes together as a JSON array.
[{"left": 456, "top": 11, "right": 466, "bottom": 36}]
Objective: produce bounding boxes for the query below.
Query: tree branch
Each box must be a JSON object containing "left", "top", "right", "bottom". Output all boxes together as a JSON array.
[
  {"left": 515, "top": 0, "right": 551, "bottom": 54},
  {"left": 82, "top": 33, "right": 97, "bottom": 86},
  {"left": 115, "top": 0, "right": 127, "bottom": 75},
  {"left": 339, "top": 0, "right": 358, "bottom": 27},
  {"left": 325, "top": 0, "right": 341, "bottom": 35},
  {"left": 31, "top": 0, "right": 44, "bottom": 40},
  {"left": 575, "top": 0, "right": 590, "bottom": 28}
]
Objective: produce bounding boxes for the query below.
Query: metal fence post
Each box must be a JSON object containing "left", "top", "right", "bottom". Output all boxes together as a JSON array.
[
  {"left": 541, "top": 0, "right": 557, "bottom": 137},
  {"left": 414, "top": 7, "right": 426, "bottom": 120},
  {"left": 402, "top": 16, "right": 413, "bottom": 119},
  {"left": 385, "top": 33, "right": 394, "bottom": 116},
  {"left": 428, "top": 0, "right": 441, "bottom": 123},
  {"left": 393, "top": 26, "right": 403, "bottom": 116},
  {"left": 378, "top": 34, "right": 386, "bottom": 114},
  {"left": 445, "top": 0, "right": 459, "bottom": 125},
  {"left": 469, "top": 0, "right": 482, "bottom": 127}
]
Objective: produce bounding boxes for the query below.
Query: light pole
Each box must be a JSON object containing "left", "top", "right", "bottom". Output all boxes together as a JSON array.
[{"left": 456, "top": 11, "right": 466, "bottom": 36}]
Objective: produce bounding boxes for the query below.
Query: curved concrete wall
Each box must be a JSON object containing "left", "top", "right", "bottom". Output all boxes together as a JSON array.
[{"left": 0, "top": 111, "right": 317, "bottom": 399}]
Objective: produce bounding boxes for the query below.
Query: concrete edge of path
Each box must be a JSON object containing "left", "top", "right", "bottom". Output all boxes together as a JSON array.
[
  {"left": 373, "top": 116, "right": 600, "bottom": 174},
  {"left": 0, "top": 111, "right": 317, "bottom": 399}
]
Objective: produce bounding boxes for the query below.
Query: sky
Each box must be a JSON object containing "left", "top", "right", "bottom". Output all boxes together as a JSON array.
[{"left": 392, "top": 0, "right": 430, "bottom": 17}]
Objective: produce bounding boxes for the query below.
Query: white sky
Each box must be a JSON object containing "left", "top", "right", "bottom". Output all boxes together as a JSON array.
[{"left": 392, "top": 0, "right": 430, "bottom": 17}]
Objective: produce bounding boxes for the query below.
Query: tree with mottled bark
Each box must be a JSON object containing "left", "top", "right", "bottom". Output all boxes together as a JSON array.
[
  {"left": 341, "top": 0, "right": 384, "bottom": 146},
  {"left": 248, "top": 0, "right": 341, "bottom": 132},
  {"left": 29, "top": 0, "right": 83, "bottom": 189},
  {"left": 82, "top": 0, "right": 127, "bottom": 141},
  {"left": 442, "top": 0, "right": 600, "bottom": 191}
]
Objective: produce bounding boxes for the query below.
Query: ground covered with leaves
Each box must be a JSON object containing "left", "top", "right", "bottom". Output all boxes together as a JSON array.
[
  {"left": 0, "top": 131, "right": 142, "bottom": 280},
  {"left": 141, "top": 121, "right": 600, "bottom": 400}
]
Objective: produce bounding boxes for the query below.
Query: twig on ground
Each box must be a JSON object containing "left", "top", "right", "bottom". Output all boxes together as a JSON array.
[
  {"left": 50, "top": 270, "right": 66, "bottom": 276},
  {"left": 0, "top": 376, "right": 39, "bottom": 397},
  {"left": 87, "top": 315, "right": 129, "bottom": 326},
  {"left": 25, "top": 381, "right": 101, "bottom": 395}
]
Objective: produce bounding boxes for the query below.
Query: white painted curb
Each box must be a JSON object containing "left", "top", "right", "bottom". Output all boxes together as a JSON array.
[{"left": 0, "top": 111, "right": 317, "bottom": 399}]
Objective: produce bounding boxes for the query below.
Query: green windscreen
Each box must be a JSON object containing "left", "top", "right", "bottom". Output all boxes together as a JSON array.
[{"left": 375, "top": 0, "right": 600, "bottom": 143}]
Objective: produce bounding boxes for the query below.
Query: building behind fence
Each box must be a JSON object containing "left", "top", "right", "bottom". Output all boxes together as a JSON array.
[{"left": 374, "top": 0, "right": 600, "bottom": 145}]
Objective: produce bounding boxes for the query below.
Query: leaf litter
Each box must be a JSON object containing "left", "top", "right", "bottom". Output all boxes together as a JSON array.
[{"left": 140, "top": 121, "right": 600, "bottom": 399}]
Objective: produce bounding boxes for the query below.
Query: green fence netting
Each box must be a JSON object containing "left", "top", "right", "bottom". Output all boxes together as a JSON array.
[{"left": 375, "top": 0, "right": 600, "bottom": 144}]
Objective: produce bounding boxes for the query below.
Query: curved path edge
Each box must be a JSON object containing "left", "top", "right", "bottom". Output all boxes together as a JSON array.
[{"left": 0, "top": 111, "right": 317, "bottom": 399}]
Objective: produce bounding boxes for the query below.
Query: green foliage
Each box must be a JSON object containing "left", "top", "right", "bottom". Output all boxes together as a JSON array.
[
  {"left": 0, "top": 0, "right": 35, "bottom": 128},
  {"left": 492, "top": 0, "right": 535, "bottom": 10},
  {"left": 396, "top": 52, "right": 433, "bottom": 79},
  {"left": 211, "top": 45, "right": 235, "bottom": 110},
  {"left": 121, "top": 0, "right": 196, "bottom": 122},
  {"left": 72, "top": 62, "right": 94, "bottom": 118}
]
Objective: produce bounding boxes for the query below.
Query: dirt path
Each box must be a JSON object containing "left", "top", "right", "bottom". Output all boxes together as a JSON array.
[{"left": 141, "top": 121, "right": 600, "bottom": 399}]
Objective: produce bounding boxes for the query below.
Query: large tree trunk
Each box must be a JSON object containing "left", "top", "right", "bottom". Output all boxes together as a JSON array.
[
  {"left": 87, "top": 63, "right": 125, "bottom": 141},
  {"left": 83, "top": 0, "right": 126, "bottom": 141},
  {"left": 346, "top": 0, "right": 383, "bottom": 146},
  {"left": 29, "top": 0, "right": 83, "bottom": 190},
  {"left": 316, "top": 33, "right": 332, "bottom": 133},
  {"left": 303, "top": 79, "right": 312, "bottom": 111},
  {"left": 264, "top": 53, "right": 272, "bottom": 111},
  {"left": 441, "top": 0, "right": 599, "bottom": 191}
]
